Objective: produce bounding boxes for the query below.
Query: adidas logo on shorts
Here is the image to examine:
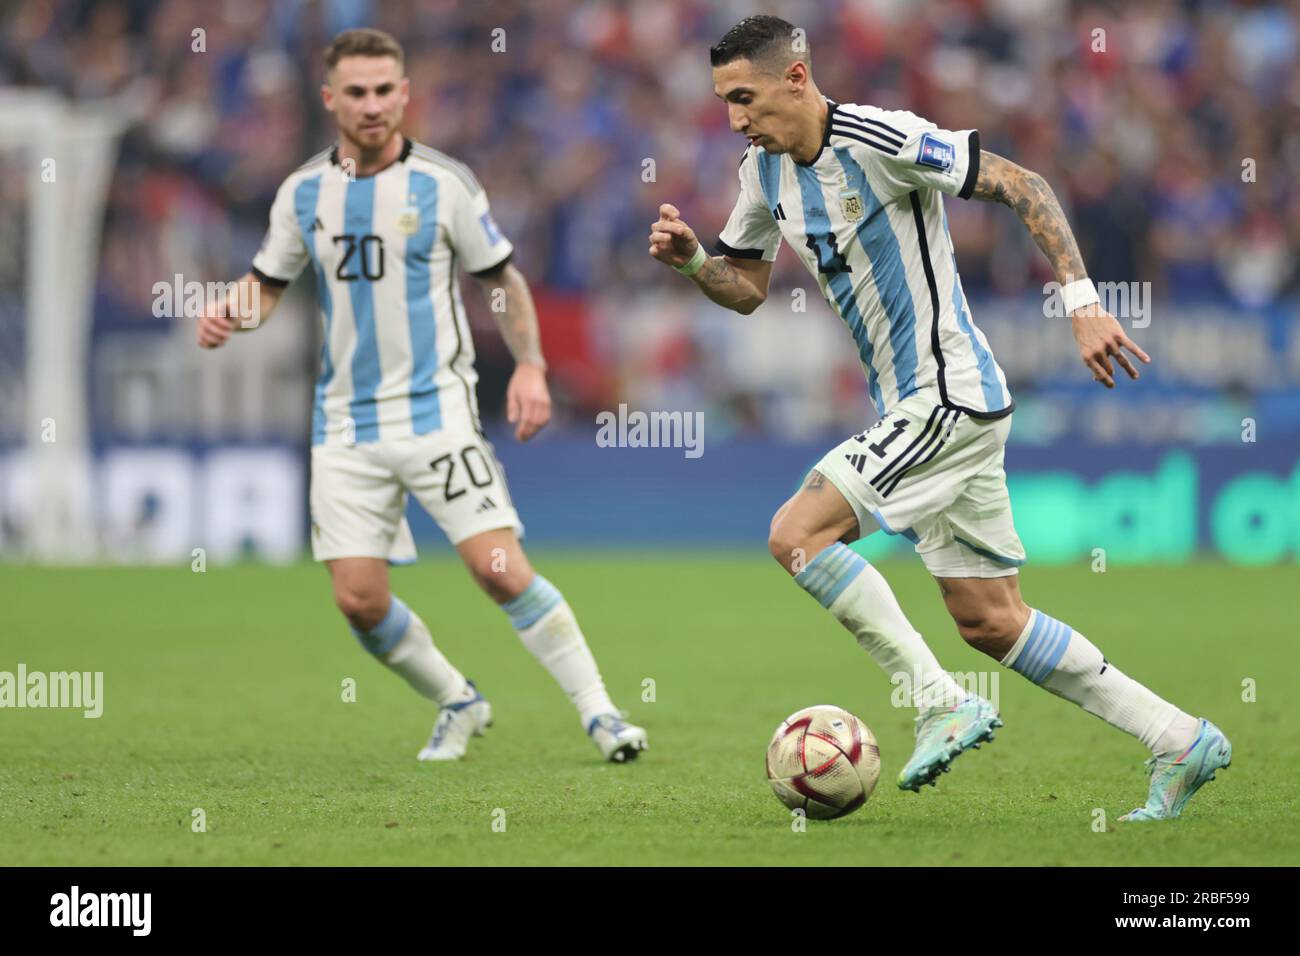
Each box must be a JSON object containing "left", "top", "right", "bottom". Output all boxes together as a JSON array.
[{"left": 844, "top": 453, "right": 868, "bottom": 474}]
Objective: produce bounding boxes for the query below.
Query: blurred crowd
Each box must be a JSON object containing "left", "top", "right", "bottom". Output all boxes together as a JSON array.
[{"left": 2, "top": 0, "right": 1297, "bottom": 427}]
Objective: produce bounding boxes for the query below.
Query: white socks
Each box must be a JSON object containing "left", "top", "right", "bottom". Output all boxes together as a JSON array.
[
  {"left": 795, "top": 543, "right": 967, "bottom": 710},
  {"left": 792, "top": 546, "right": 1202, "bottom": 757},
  {"left": 1002, "top": 609, "right": 1200, "bottom": 756},
  {"left": 350, "top": 579, "right": 617, "bottom": 727},
  {"left": 351, "top": 595, "right": 471, "bottom": 707},
  {"left": 501, "top": 575, "right": 617, "bottom": 728}
]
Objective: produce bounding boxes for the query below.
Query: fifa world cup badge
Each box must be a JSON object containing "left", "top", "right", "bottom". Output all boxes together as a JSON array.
[
  {"left": 839, "top": 190, "right": 864, "bottom": 223},
  {"left": 397, "top": 206, "right": 420, "bottom": 235}
]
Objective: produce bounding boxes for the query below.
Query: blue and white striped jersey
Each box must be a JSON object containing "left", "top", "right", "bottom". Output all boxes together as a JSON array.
[
  {"left": 252, "top": 138, "right": 513, "bottom": 446},
  {"left": 717, "top": 99, "right": 1013, "bottom": 420}
]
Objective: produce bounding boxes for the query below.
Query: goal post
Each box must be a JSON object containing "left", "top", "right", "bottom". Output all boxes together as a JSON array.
[{"left": 0, "top": 89, "right": 128, "bottom": 562}]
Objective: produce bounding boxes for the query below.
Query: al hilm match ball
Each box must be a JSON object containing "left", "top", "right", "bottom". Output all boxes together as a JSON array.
[{"left": 766, "top": 705, "right": 882, "bottom": 820}]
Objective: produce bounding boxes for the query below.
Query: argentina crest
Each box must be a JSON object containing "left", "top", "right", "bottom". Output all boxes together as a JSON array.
[
  {"left": 839, "top": 189, "right": 864, "bottom": 223},
  {"left": 396, "top": 203, "right": 420, "bottom": 235}
]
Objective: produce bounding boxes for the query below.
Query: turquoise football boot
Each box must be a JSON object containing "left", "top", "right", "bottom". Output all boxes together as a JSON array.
[
  {"left": 1119, "top": 718, "right": 1231, "bottom": 822},
  {"left": 897, "top": 695, "right": 1002, "bottom": 792}
]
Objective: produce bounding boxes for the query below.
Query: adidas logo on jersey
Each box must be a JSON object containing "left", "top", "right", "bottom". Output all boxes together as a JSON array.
[
  {"left": 475, "top": 496, "right": 497, "bottom": 513},
  {"left": 844, "top": 453, "right": 868, "bottom": 474}
]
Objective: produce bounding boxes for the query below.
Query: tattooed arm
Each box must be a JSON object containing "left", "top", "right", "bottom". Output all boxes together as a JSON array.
[
  {"left": 474, "top": 261, "right": 551, "bottom": 441},
  {"left": 649, "top": 203, "right": 771, "bottom": 314},
  {"left": 690, "top": 254, "right": 772, "bottom": 314},
  {"left": 971, "top": 150, "right": 1150, "bottom": 388},
  {"left": 971, "top": 151, "right": 1088, "bottom": 288}
]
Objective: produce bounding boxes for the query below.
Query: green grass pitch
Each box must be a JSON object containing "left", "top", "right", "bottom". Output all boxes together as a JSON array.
[{"left": 2, "top": 556, "right": 1297, "bottom": 866}]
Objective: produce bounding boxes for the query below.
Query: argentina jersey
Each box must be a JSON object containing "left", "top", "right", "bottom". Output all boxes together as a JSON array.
[
  {"left": 716, "top": 99, "right": 1013, "bottom": 420},
  {"left": 252, "top": 138, "right": 514, "bottom": 446}
]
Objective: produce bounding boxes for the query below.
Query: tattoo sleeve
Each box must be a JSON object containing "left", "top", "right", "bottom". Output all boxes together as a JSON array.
[
  {"left": 971, "top": 150, "right": 1088, "bottom": 285},
  {"left": 482, "top": 264, "right": 546, "bottom": 367},
  {"left": 691, "top": 255, "right": 766, "bottom": 315}
]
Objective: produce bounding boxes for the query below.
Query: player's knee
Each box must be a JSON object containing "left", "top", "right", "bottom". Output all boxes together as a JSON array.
[
  {"left": 334, "top": 587, "right": 389, "bottom": 633},
  {"left": 767, "top": 519, "right": 800, "bottom": 570},
  {"left": 768, "top": 518, "right": 831, "bottom": 575}
]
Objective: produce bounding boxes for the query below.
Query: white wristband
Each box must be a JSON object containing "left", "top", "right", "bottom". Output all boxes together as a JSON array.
[
  {"left": 674, "top": 244, "right": 708, "bottom": 277},
  {"left": 1060, "top": 278, "right": 1100, "bottom": 315}
]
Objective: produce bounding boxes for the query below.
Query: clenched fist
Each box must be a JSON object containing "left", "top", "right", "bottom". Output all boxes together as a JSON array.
[{"left": 648, "top": 203, "right": 701, "bottom": 268}]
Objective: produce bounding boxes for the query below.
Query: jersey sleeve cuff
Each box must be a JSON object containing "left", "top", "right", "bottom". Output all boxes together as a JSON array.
[
  {"left": 958, "top": 130, "right": 980, "bottom": 200},
  {"left": 469, "top": 251, "right": 513, "bottom": 278},
  {"left": 250, "top": 265, "right": 291, "bottom": 288},
  {"left": 715, "top": 238, "right": 765, "bottom": 260}
]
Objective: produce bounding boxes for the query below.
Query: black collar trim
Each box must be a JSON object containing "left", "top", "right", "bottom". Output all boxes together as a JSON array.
[
  {"left": 328, "top": 136, "right": 412, "bottom": 176},
  {"left": 795, "top": 98, "right": 838, "bottom": 167}
]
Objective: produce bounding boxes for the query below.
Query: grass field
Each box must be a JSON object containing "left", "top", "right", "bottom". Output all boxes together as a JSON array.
[{"left": 2, "top": 556, "right": 1297, "bottom": 866}]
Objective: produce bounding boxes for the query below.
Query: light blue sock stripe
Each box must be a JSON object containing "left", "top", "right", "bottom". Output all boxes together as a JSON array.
[
  {"left": 816, "top": 548, "right": 852, "bottom": 580},
  {"left": 1018, "top": 616, "right": 1058, "bottom": 681},
  {"left": 1029, "top": 617, "right": 1073, "bottom": 683},
  {"left": 1011, "top": 610, "right": 1051, "bottom": 681},
  {"left": 1014, "top": 611, "right": 1074, "bottom": 684},
  {"left": 405, "top": 170, "right": 442, "bottom": 434},
  {"left": 502, "top": 576, "right": 563, "bottom": 630},
  {"left": 794, "top": 543, "right": 868, "bottom": 609},
  {"left": 824, "top": 543, "right": 860, "bottom": 576},
  {"left": 801, "top": 566, "right": 840, "bottom": 604},
  {"left": 1025, "top": 617, "right": 1067, "bottom": 683},
  {"left": 351, "top": 595, "right": 412, "bottom": 656}
]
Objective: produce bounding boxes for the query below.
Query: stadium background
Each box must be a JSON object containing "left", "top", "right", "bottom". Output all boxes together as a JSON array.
[{"left": 0, "top": 0, "right": 1297, "bottom": 565}]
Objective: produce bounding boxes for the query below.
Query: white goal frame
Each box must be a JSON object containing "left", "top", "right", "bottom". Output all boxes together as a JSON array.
[{"left": 0, "top": 89, "right": 127, "bottom": 562}]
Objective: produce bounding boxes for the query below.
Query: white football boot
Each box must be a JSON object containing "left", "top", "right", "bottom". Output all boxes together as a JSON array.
[
  {"left": 417, "top": 681, "right": 492, "bottom": 762},
  {"left": 587, "top": 713, "right": 648, "bottom": 763}
]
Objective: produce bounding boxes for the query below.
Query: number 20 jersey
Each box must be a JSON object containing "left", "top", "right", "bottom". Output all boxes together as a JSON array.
[
  {"left": 717, "top": 99, "right": 1014, "bottom": 421},
  {"left": 252, "top": 137, "right": 514, "bottom": 446}
]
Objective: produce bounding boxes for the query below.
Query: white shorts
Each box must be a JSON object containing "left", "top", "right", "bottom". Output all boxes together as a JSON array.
[
  {"left": 309, "top": 424, "right": 523, "bottom": 563},
  {"left": 816, "top": 392, "right": 1026, "bottom": 579}
]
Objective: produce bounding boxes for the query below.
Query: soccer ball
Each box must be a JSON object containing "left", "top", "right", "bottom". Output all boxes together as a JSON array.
[{"left": 766, "top": 705, "right": 881, "bottom": 820}]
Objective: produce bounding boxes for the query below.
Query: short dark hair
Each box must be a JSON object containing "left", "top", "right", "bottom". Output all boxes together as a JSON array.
[
  {"left": 709, "top": 15, "right": 809, "bottom": 73},
  {"left": 324, "top": 28, "right": 405, "bottom": 73}
]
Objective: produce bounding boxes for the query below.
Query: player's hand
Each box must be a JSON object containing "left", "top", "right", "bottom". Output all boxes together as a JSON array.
[
  {"left": 1069, "top": 303, "right": 1150, "bottom": 388},
  {"left": 507, "top": 362, "right": 551, "bottom": 441},
  {"left": 197, "top": 297, "right": 234, "bottom": 349},
  {"left": 649, "top": 203, "right": 700, "bottom": 268}
]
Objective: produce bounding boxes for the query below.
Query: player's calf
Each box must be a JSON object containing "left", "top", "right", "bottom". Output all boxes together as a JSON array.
[
  {"left": 458, "top": 530, "right": 645, "bottom": 758},
  {"left": 950, "top": 605, "right": 1031, "bottom": 658},
  {"left": 328, "top": 556, "right": 392, "bottom": 633},
  {"left": 456, "top": 528, "right": 535, "bottom": 602},
  {"left": 937, "top": 575, "right": 1030, "bottom": 659},
  {"left": 334, "top": 587, "right": 391, "bottom": 634}
]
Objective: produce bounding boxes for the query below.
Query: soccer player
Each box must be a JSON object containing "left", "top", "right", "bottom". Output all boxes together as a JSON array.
[
  {"left": 198, "top": 28, "right": 646, "bottom": 763},
  {"left": 649, "top": 16, "right": 1228, "bottom": 820}
]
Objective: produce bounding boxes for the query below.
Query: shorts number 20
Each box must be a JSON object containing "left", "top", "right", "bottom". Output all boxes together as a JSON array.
[{"left": 429, "top": 446, "right": 495, "bottom": 501}]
